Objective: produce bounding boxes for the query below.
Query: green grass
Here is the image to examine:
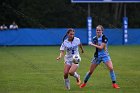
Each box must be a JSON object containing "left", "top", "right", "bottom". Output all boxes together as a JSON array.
[{"left": 0, "top": 45, "right": 140, "bottom": 93}]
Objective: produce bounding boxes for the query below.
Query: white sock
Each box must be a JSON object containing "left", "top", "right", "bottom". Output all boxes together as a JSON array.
[
  {"left": 73, "top": 72, "right": 79, "bottom": 79},
  {"left": 64, "top": 78, "right": 70, "bottom": 90}
]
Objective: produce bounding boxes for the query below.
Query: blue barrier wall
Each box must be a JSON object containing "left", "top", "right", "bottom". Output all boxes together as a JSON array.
[
  {"left": 92, "top": 29, "right": 123, "bottom": 45},
  {"left": 0, "top": 28, "right": 88, "bottom": 45},
  {"left": 0, "top": 28, "right": 139, "bottom": 45},
  {"left": 128, "top": 29, "right": 140, "bottom": 45}
]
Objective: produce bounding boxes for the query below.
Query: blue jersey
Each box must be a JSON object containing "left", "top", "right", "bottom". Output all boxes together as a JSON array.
[{"left": 92, "top": 34, "right": 109, "bottom": 58}]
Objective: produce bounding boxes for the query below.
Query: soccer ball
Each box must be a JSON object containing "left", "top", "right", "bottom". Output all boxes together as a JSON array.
[{"left": 73, "top": 55, "right": 81, "bottom": 64}]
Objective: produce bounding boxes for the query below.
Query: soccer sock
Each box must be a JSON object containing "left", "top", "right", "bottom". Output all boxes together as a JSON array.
[
  {"left": 64, "top": 78, "right": 70, "bottom": 89},
  {"left": 73, "top": 72, "right": 79, "bottom": 79},
  {"left": 64, "top": 78, "right": 70, "bottom": 83},
  {"left": 84, "top": 72, "right": 91, "bottom": 83},
  {"left": 110, "top": 70, "right": 116, "bottom": 83}
]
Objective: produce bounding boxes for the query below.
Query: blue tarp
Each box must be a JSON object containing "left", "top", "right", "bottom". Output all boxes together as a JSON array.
[
  {"left": 0, "top": 28, "right": 139, "bottom": 45},
  {"left": 0, "top": 28, "right": 87, "bottom": 45}
]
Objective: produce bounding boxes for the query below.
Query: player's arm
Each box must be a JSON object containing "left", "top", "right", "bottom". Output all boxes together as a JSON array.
[
  {"left": 90, "top": 35, "right": 107, "bottom": 49},
  {"left": 90, "top": 42, "right": 105, "bottom": 50},
  {"left": 56, "top": 50, "right": 64, "bottom": 60},
  {"left": 79, "top": 43, "right": 84, "bottom": 53}
]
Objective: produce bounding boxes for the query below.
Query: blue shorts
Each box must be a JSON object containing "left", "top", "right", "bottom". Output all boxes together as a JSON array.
[{"left": 91, "top": 56, "right": 111, "bottom": 64}]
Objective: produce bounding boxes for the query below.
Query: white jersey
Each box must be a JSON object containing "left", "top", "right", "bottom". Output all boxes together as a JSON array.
[{"left": 60, "top": 37, "right": 80, "bottom": 62}]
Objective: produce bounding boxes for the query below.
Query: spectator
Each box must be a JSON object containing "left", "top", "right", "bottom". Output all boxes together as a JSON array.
[
  {"left": 9, "top": 21, "right": 18, "bottom": 30},
  {"left": 0, "top": 24, "right": 8, "bottom": 30},
  {"left": 0, "top": 25, "right": 4, "bottom": 30}
]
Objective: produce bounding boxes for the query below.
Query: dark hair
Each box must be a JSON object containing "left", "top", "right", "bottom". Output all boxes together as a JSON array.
[{"left": 62, "top": 28, "right": 75, "bottom": 42}]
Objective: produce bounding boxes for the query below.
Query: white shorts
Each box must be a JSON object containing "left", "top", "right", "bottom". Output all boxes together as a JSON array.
[
  {"left": 64, "top": 61, "right": 79, "bottom": 67},
  {"left": 64, "top": 55, "right": 79, "bottom": 66}
]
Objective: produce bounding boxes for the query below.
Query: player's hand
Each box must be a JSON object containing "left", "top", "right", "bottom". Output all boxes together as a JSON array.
[
  {"left": 56, "top": 56, "right": 61, "bottom": 61},
  {"left": 81, "top": 50, "right": 84, "bottom": 53},
  {"left": 89, "top": 42, "right": 94, "bottom": 46}
]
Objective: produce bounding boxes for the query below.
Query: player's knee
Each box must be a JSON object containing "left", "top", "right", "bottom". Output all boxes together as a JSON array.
[
  {"left": 69, "top": 71, "right": 74, "bottom": 76},
  {"left": 109, "top": 67, "right": 114, "bottom": 71}
]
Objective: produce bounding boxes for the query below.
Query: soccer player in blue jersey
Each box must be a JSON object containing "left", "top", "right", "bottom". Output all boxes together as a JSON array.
[
  {"left": 80, "top": 25, "right": 120, "bottom": 89},
  {"left": 57, "top": 28, "right": 84, "bottom": 90}
]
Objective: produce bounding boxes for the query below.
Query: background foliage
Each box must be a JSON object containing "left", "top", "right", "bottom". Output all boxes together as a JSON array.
[{"left": 0, "top": 0, "right": 140, "bottom": 28}]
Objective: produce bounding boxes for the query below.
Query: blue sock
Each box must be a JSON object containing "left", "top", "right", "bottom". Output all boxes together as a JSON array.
[
  {"left": 110, "top": 70, "right": 116, "bottom": 82},
  {"left": 84, "top": 72, "right": 91, "bottom": 83}
]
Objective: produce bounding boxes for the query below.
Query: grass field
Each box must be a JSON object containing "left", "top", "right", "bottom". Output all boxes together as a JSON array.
[{"left": 0, "top": 45, "right": 140, "bottom": 93}]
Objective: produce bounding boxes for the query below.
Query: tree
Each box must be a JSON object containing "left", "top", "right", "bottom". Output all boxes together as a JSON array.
[{"left": 0, "top": 0, "right": 139, "bottom": 28}]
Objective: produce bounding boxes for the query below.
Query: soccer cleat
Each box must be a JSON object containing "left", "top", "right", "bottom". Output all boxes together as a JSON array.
[
  {"left": 76, "top": 75, "right": 81, "bottom": 86},
  {"left": 80, "top": 83, "right": 86, "bottom": 88},
  {"left": 112, "top": 83, "right": 120, "bottom": 89}
]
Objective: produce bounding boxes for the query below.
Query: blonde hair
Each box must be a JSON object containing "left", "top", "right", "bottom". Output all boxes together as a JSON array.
[{"left": 96, "top": 25, "right": 104, "bottom": 31}]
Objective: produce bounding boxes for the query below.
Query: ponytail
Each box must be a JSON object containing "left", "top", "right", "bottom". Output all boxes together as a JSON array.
[{"left": 63, "top": 34, "right": 67, "bottom": 42}]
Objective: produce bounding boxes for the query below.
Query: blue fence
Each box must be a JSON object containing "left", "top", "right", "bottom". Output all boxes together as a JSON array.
[{"left": 0, "top": 28, "right": 139, "bottom": 45}]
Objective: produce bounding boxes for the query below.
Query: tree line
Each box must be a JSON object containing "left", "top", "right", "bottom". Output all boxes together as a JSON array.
[{"left": 0, "top": 0, "right": 140, "bottom": 28}]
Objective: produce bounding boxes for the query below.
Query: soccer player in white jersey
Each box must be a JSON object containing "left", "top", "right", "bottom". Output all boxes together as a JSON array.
[{"left": 56, "top": 28, "right": 84, "bottom": 90}]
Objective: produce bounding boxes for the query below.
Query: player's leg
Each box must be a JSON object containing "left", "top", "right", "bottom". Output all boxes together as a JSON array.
[
  {"left": 69, "top": 63, "right": 81, "bottom": 85},
  {"left": 80, "top": 63, "right": 98, "bottom": 88},
  {"left": 64, "top": 63, "right": 71, "bottom": 90},
  {"left": 80, "top": 58, "right": 99, "bottom": 88},
  {"left": 105, "top": 60, "right": 120, "bottom": 89}
]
